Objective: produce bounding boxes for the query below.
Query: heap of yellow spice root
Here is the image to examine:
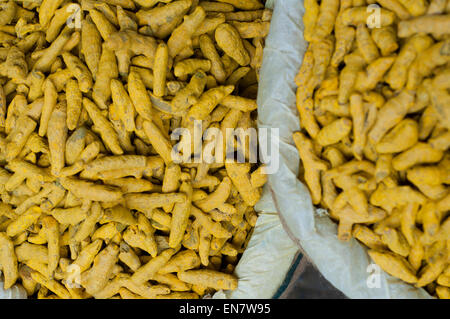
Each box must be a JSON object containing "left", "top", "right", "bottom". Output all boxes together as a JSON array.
[
  {"left": 0, "top": 0, "right": 270, "bottom": 299},
  {"left": 295, "top": 0, "right": 450, "bottom": 299}
]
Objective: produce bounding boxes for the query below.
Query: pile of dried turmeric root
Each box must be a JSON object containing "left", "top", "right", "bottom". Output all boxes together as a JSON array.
[
  {"left": 295, "top": 0, "right": 449, "bottom": 298},
  {"left": 0, "top": 0, "right": 270, "bottom": 299}
]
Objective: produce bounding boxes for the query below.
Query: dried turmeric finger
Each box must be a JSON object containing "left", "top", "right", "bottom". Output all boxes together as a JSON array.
[
  {"left": 331, "top": 8, "right": 355, "bottom": 67},
  {"left": 47, "top": 100, "right": 68, "bottom": 176},
  {"left": 230, "top": 21, "right": 270, "bottom": 39},
  {"left": 381, "top": 227, "right": 411, "bottom": 257},
  {"left": 92, "top": 44, "right": 118, "bottom": 110},
  {"left": 31, "top": 270, "right": 71, "bottom": 299},
  {"left": 110, "top": 79, "right": 136, "bottom": 132},
  {"left": 407, "top": 40, "right": 450, "bottom": 90},
  {"left": 153, "top": 43, "right": 169, "bottom": 97},
  {"left": 128, "top": 69, "right": 153, "bottom": 121},
  {"left": 59, "top": 177, "right": 122, "bottom": 203},
  {"left": 62, "top": 52, "right": 93, "bottom": 94},
  {"left": 191, "top": 206, "right": 231, "bottom": 239},
  {"left": 195, "top": 177, "right": 232, "bottom": 212},
  {"left": 0, "top": 232, "right": 18, "bottom": 289},
  {"left": 385, "top": 34, "right": 433, "bottom": 91},
  {"left": 158, "top": 249, "right": 201, "bottom": 274},
  {"left": 142, "top": 121, "right": 173, "bottom": 165},
  {"left": 312, "top": 0, "right": 339, "bottom": 41},
  {"left": 82, "top": 98, "right": 123, "bottom": 155},
  {"left": 81, "top": 18, "right": 102, "bottom": 79},
  {"left": 354, "top": 56, "right": 396, "bottom": 92},
  {"left": 0, "top": 0, "right": 270, "bottom": 299},
  {"left": 72, "top": 202, "right": 102, "bottom": 243},
  {"left": 392, "top": 143, "right": 443, "bottom": 171},
  {"left": 293, "top": 132, "right": 328, "bottom": 205},
  {"left": 368, "top": 91, "right": 415, "bottom": 145},
  {"left": 65, "top": 79, "right": 83, "bottom": 131},
  {"left": 178, "top": 269, "right": 238, "bottom": 290},
  {"left": 215, "top": 23, "right": 250, "bottom": 66},
  {"left": 341, "top": 6, "right": 395, "bottom": 27},
  {"left": 72, "top": 239, "right": 103, "bottom": 273},
  {"left": 353, "top": 225, "right": 386, "bottom": 251},
  {"left": 368, "top": 250, "right": 418, "bottom": 284},
  {"left": 334, "top": 205, "right": 386, "bottom": 241},
  {"left": 416, "top": 248, "right": 447, "bottom": 287},
  {"left": 82, "top": 244, "right": 119, "bottom": 295},
  {"left": 376, "top": 119, "right": 419, "bottom": 154},
  {"left": 41, "top": 215, "right": 60, "bottom": 278},
  {"left": 185, "top": 85, "right": 234, "bottom": 123},
  {"left": 436, "top": 286, "right": 450, "bottom": 299},
  {"left": 136, "top": 0, "right": 192, "bottom": 39},
  {"left": 5, "top": 115, "right": 36, "bottom": 162},
  {"left": 356, "top": 23, "right": 379, "bottom": 64},
  {"left": 215, "top": 0, "right": 263, "bottom": 10},
  {"left": 371, "top": 26, "right": 398, "bottom": 57},
  {"left": 199, "top": 34, "right": 227, "bottom": 84},
  {"left": 50, "top": 206, "right": 88, "bottom": 226},
  {"left": 6, "top": 206, "right": 41, "bottom": 238},
  {"left": 39, "top": 79, "right": 58, "bottom": 137},
  {"left": 172, "top": 70, "right": 207, "bottom": 112},
  {"left": 123, "top": 225, "right": 157, "bottom": 257},
  {"left": 131, "top": 248, "right": 176, "bottom": 284},
  {"left": 168, "top": 6, "right": 206, "bottom": 58},
  {"left": 370, "top": 185, "right": 426, "bottom": 213},
  {"left": 106, "top": 30, "right": 157, "bottom": 76},
  {"left": 317, "top": 118, "right": 353, "bottom": 147},
  {"left": 308, "top": 36, "right": 334, "bottom": 92}
]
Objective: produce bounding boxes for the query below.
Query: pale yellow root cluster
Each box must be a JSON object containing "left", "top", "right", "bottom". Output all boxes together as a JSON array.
[
  {"left": 296, "top": 0, "right": 450, "bottom": 299},
  {"left": 0, "top": 0, "right": 269, "bottom": 299}
]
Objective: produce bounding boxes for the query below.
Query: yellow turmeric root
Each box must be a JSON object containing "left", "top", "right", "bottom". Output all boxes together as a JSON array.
[
  {"left": 0, "top": 232, "right": 18, "bottom": 289},
  {"left": 368, "top": 250, "right": 418, "bottom": 284},
  {"left": 178, "top": 269, "right": 238, "bottom": 290},
  {"left": 296, "top": 0, "right": 450, "bottom": 298},
  {"left": 215, "top": 23, "right": 250, "bottom": 66},
  {"left": 0, "top": 0, "right": 269, "bottom": 300},
  {"left": 293, "top": 132, "right": 329, "bottom": 205}
]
